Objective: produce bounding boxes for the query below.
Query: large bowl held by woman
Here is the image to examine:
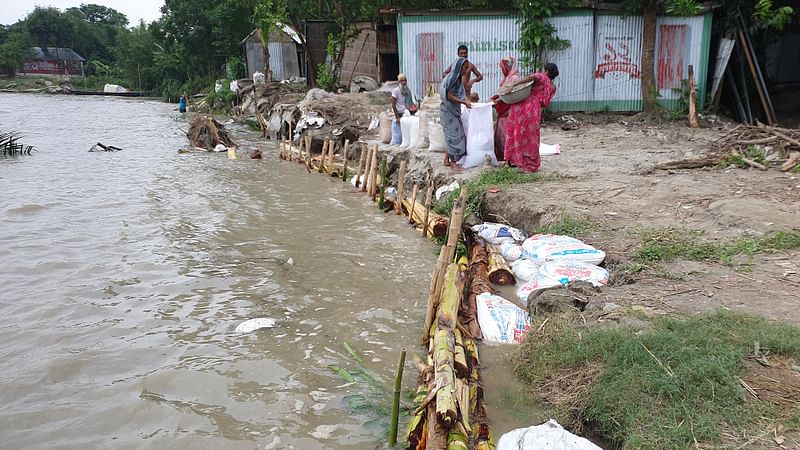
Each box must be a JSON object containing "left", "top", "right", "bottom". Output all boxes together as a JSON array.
[{"left": 498, "top": 80, "right": 534, "bottom": 105}]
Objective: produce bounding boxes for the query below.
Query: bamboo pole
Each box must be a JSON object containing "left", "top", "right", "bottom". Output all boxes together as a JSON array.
[
  {"left": 341, "top": 139, "right": 350, "bottom": 182},
  {"left": 355, "top": 144, "right": 367, "bottom": 188},
  {"left": 279, "top": 138, "right": 285, "bottom": 160},
  {"left": 395, "top": 159, "right": 407, "bottom": 215},
  {"left": 389, "top": 348, "right": 406, "bottom": 446},
  {"left": 327, "top": 140, "right": 336, "bottom": 175},
  {"left": 422, "top": 188, "right": 468, "bottom": 343},
  {"left": 422, "top": 177, "right": 433, "bottom": 238},
  {"left": 378, "top": 157, "right": 387, "bottom": 207},
  {"left": 318, "top": 139, "right": 328, "bottom": 173},
  {"left": 305, "top": 135, "right": 313, "bottom": 171},
  {"left": 368, "top": 145, "right": 379, "bottom": 199},
  {"left": 361, "top": 145, "right": 373, "bottom": 193},
  {"left": 408, "top": 184, "right": 419, "bottom": 225},
  {"left": 487, "top": 245, "right": 515, "bottom": 285},
  {"left": 688, "top": 65, "right": 699, "bottom": 128},
  {"left": 288, "top": 122, "right": 294, "bottom": 160}
]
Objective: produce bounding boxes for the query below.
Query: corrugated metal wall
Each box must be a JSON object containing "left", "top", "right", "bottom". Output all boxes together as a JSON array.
[
  {"left": 398, "top": 11, "right": 712, "bottom": 112},
  {"left": 268, "top": 42, "right": 300, "bottom": 81}
]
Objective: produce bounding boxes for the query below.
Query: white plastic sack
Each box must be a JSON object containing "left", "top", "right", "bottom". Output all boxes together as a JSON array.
[
  {"left": 215, "top": 80, "right": 223, "bottom": 92},
  {"left": 400, "top": 115, "right": 419, "bottom": 148},
  {"left": 379, "top": 111, "right": 392, "bottom": 144},
  {"left": 428, "top": 118, "right": 446, "bottom": 152},
  {"left": 235, "top": 317, "right": 277, "bottom": 333},
  {"left": 498, "top": 242, "right": 524, "bottom": 262},
  {"left": 497, "top": 419, "right": 602, "bottom": 450},
  {"left": 538, "top": 260, "right": 609, "bottom": 287},
  {"left": 511, "top": 259, "right": 540, "bottom": 282},
  {"left": 417, "top": 111, "right": 430, "bottom": 148},
  {"left": 516, "top": 270, "right": 562, "bottom": 303},
  {"left": 103, "top": 83, "right": 128, "bottom": 93},
  {"left": 253, "top": 71, "right": 266, "bottom": 85},
  {"left": 462, "top": 103, "right": 497, "bottom": 169},
  {"left": 476, "top": 293, "right": 531, "bottom": 344},
  {"left": 541, "top": 143, "right": 561, "bottom": 156},
  {"left": 522, "top": 234, "right": 606, "bottom": 266},
  {"left": 472, "top": 222, "right": 527, "bottom": 245},
  {"left": 435, "top": 180, "right": 460, "bottom": 201},
  {"left": 391, "top": 119, "right": 402, "bottom": 145}
]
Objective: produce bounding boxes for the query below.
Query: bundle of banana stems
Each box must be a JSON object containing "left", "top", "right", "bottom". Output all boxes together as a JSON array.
[
  {"left": 463, "top": 237, "right": 494, "bottom": 340},
  {"left": 486, "top": 246, "right": 514, "bottom": 285},
  {"left": 402, "top": 197, "right": 448, "bottom": 238}
]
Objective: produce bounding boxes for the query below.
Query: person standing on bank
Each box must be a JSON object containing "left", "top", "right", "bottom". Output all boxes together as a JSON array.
[
  {"left": 491, "top": 56, "right": 520, "bottom": 162},
  {"left": 503, "top": 62, "right": 559, "bottom": 173},
  {"left": 443, "top": 45, "right": 483, "bottom": 97},
  {"left": 439, "top": 57, "right": 473, "bottom": 173},
  {"left": 178, "top": 92, "right": 188, "bottom": 113},
  {"left": 390, "top": 74, "right": 410, "bottom": 145}
]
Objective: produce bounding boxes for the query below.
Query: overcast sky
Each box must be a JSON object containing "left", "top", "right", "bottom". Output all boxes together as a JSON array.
[{"left": 1, "top": 1, "right": 164, "bottom": 26}]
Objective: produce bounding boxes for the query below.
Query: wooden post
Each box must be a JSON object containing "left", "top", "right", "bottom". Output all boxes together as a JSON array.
[
  {"left": 341, "top": 139, "right": 350, "bottom": 182},
  {"left": 395, "top": 160, "right": 407, "bottom": 215},
  {"left": 408, "top": 184, "right": 419, "bottom": 224},
  {"left": 298, "top": 135, "right": 305, "bottom": 162},
  {"left": 422, "top": 188, "right": 468, "bottom": 343},
  {"left": 305, "top": 135, "right": 313, "bottom": 170},
  {"left": 318, "top": 139, "right": 328, "bottom": 173},
  {"left": 288, "top": 122, "right": 294, "bottom": 160},
  {"left": 389, "top": 348, "right": 406, "bottom": 446},
  {"left": 368, "top": 145, "right": 379, "bottom": 199},
  {"left": 422, "top": 177, "right": 433, "bottom": 238},
  {"left": 279, "top": 138, "right": 285, "bottom": 160},
  {"left": 688, "top": 65, "right": 699, "bottom": 129},
  {"left": 362, "top": 145, "right": 373, "bottom": 193},
  {"left": 355, "top": 144, "right": 367, "bottom": 189},
  {"left": 327, "top": 140, "right": 337, "bottom": 175}
]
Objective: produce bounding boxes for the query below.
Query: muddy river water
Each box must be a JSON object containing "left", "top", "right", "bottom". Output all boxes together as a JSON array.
[{"left": 0, "top": 94, "right": 534, "bottom": 449}]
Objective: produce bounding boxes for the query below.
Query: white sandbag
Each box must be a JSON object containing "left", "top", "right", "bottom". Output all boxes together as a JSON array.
[
  {"left": 379, "top": 111, "right": 392, "bottom": 144},
  {"left": 428, "top": 118, "right": 446, "bottom": 152},
  {"left": 476, "top": 293, "right": 531, "bottom": 344},
  {"left": 497, "top": 419, "right": 602, "bottom": 450},
  {"left": 498, "top": 242, "right": 524, "bottom": 262},
  {"left": 516, "top": 271, "right": 562, "bottom": 303},
  {"left": 407, "top": 115, "right": 420, "bottom": 148},
  {"left": 400, "top": 115, "right": 413, "bottom": 148},
  {"left": 521, "top": 234, "right": 606, "bottom": 266},
  {"left": 511, "top": 259, "right": 540, "bottom": 282},
  {"left": 538, "top": 260, "right": 609, "bottom": 287},
  {"left": 462, "top": 102, "right": 498, "bottom": 169},
  {"left": 472, "top": 222, "right": 527, "bottom": 245},
  {"left": 435, "top": 180, "right": 460, "bottom": 200},
  {"left": 417, "top": 111, "right": 430, "bottom": 148}
]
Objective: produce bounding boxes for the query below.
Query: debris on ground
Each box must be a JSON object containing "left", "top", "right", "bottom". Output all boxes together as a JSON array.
[
  {"left": 710, "top": 124, "right": 800, "bottom": 171},
  {"left": 188, "top": 115, "right": 236, "bottom": 150},
  {"left": 89, "top": 142, "right": 122, "bottom": 152}
]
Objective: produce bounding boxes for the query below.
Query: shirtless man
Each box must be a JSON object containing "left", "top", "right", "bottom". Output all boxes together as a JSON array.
[{"left": 442, "top": 45, "right": 483, "bottom": 96}]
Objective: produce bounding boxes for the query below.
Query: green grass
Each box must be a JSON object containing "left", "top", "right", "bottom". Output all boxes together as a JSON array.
[
  {"left": 719, "top": 145, "right": 768, "bottom": 169},
  {"left": 432, "top": 167, "right": 558, "bottom": 218},
  {"left": 634, "top": 228, "right": 800, "bottom": 265},
  {"left": 535, "top": 213, "right": 597, "bottom": 237},
  {"left": 514, "top": 310, "right": 800, "bottom": 449}
]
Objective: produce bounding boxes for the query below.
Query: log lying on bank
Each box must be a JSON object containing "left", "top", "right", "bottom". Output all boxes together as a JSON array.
[
  {"left": 487, "top": 245, "right": 515, "bottom": 285},
  {"left": 402, "top": 197, "right": 449, "bottom": 238},
  {"left": 464, "top": 240, "right": 494, "bottom": 340},
  {"left": 187, "top": 115, "right": 236, "bottom": 150}
]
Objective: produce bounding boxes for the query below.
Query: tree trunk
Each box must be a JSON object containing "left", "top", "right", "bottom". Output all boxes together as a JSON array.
[
  {"left": 262, "top": 42, "right": 271, "bottom": 83},
  {"left": 641, "top": 0, "right": 657, "bottom": 115}
]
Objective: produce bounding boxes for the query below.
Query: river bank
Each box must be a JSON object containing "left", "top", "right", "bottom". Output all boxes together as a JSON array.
[{"left": 252, "top": 83, "right": 800, "bottom": 448}]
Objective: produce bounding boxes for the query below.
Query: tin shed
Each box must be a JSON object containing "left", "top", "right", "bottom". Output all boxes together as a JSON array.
[
  {"left": 241, "top": 26, "right": 303, "bottom": 81},
  {"left": 397, "top": 10, "right": 712, "bottom": 112}
]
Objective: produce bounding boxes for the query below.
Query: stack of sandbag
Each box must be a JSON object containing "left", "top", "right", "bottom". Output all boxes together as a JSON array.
[{"left": 419, "top": 94, "right": 445, "bottom": 152}]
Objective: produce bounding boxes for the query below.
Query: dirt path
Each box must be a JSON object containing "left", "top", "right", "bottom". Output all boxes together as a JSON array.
[{"left": 481, "top": 116, "right": 800, "bottom": 324}]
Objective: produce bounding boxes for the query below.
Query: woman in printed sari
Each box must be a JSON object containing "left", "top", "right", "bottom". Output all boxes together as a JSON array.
[
  {"left": 504, "top": 62, "right": 559, "bottom": 173},
  {"left": 491, "top": 56, "right": 520, "bottom": 162},
  {"left": 439, "top": 56, "right": 473, "bottom": 173}
]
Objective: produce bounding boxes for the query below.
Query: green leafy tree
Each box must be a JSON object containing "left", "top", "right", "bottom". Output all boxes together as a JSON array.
[
  {"left": 0, "top": 30, "right": 32, "bottom": 76},
  {"left": 254, "top": 0, "right": 287, "bottom": 82}
]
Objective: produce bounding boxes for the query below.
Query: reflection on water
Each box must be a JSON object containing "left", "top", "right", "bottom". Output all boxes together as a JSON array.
[{"left": 0, "top": 94, "right": 438, "bottom": 448}]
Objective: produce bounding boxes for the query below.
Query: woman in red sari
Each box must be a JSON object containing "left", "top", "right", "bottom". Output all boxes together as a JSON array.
[
  {"left": 504, "top": 62, "right": 558, "bottom": 173},
  {"left": 492, "top": 56, "right": 520, "bottom": 162}
]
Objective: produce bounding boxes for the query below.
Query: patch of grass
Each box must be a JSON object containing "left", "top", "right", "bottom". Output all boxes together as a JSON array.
[
  {"left": 514, "top": 310, "right": 800, "bottom": 449},
  {"left": 793, "top": 164, "right": 800, "bottom": 174},
  {"left": 635, "top": 228, "right": 800, "bottom": 265},
  {"left": 535, "top": 213, "right": 596, "bottom": 237},
  {"left": 719, "top": 145, "right": 768, "bottom": 169},
  {"left": 432, "top": 167, "right": 558, "bottom": 218}
]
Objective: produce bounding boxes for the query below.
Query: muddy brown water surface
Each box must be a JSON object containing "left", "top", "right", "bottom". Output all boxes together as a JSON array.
[{"left": 0, "top": 94, "right": 538, "bottom": 449}]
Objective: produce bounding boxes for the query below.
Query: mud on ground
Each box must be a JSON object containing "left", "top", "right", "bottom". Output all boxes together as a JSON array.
[{"left": 480, "top": 115, "right": 800, "bottom": 325}]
